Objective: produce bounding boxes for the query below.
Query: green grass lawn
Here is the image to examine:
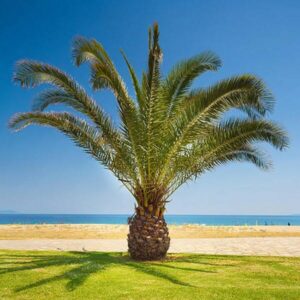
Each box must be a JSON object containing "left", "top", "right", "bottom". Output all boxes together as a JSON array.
[{"left": 0, "top": 250, "right": 299, "bottom": 299}]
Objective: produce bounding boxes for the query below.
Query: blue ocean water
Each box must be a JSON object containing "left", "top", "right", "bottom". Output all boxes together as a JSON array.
[{"left": 0, "top": 214, "right": 299, "bottom": 225}]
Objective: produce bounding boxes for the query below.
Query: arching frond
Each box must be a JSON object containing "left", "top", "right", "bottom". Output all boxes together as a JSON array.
[
  {"left": 14, "top": 60, "right": 140, "bottom": 186},
  {"left": 168, "top": 145, "right": 271, "bottom": 195},
  {"left": 9, "top": 111, "right": 110, "bottom": 165},
  {"left": 72, "top": 36, "right": 128, "bottom": 99},
  {"left": 164, "top": 119, "right": 288, "bottom": 191},
  {"left": 158, "top": 75, "right": 276, "bottom": 180},
  {"left": 161, "top": 51, "right": 221, "bottom": 117},
  {"left": 72, "top": 36, "right": 146, "bottom": 184},
  {"left": 9, "top": 111, "right": 137, "bottom": 190},
  {"left": 15, "top": 61, "right": 116, "bottom": 137}
]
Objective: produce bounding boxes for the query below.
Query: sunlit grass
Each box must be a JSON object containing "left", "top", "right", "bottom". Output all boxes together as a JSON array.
[{"left": 0, "top": 250, "right": 299, "bottom": 299}]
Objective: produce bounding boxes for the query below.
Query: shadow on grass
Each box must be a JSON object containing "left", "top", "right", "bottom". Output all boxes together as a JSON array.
[{"left": 0, "top": 251, "right": 223, "bottom": 292}]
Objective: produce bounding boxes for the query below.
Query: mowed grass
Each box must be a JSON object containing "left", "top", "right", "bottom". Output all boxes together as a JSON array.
[{"left": 0, "top": 250, "right": 299, "bottom": 300}]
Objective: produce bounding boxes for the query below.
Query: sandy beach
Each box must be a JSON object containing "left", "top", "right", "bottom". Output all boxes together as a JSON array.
[
  {"left": 0, "top": 224, "right": 300, "bottom": 256},
  {"left": 0, "top": 224, "right": 299, "bottom": 239},
  {"left": 1, "top": 237, "right": 300, "bottom": 256}
]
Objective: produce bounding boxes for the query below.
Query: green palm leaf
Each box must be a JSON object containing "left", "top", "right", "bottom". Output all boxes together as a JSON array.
[{"left": 161, "top": 51, "right": 221, "bottom": 118}]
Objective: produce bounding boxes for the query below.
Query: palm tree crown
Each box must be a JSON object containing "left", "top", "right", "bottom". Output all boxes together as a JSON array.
[{"left": 10, "top": 23, "right": 288, "bottom": 216}]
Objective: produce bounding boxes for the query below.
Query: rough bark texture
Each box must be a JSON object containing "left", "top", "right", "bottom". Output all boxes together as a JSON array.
[{"left": 128, "top": 212, "right": 170, "bottom": 260}]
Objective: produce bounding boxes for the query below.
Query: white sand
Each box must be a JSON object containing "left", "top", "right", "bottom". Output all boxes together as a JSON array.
[
  {"left": 0, "top": 237, "right": 300, "bottom": 257},
  {"left": 1, "top": 225, "right": 300, "bottom": 239}
]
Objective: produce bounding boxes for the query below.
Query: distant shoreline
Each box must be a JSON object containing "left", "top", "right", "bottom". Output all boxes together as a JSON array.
[
  {"left": 1, "top": 213, "right": 298, "bottom": 215},
  {"left": 0, "top": 214, "right": 299, "bottom": 226}
]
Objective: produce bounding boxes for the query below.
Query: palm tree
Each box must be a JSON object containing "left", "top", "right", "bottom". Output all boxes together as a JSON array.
[{"left": 10, "top": 23, "right": 288, "bottom": 260}]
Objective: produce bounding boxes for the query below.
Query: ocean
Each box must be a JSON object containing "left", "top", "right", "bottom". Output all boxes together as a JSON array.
[{"left": 0, "top": 214, "right": 299, "bottom": 226}]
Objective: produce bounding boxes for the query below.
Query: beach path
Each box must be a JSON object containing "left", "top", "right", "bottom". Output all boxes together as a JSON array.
[{"left": 0, "top": 237, "right": 299, "bottom": 257}]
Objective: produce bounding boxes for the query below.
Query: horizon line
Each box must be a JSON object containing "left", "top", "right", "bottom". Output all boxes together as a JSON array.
[{"left": 0, "top": 212, "right": 299, "bottom": 216}]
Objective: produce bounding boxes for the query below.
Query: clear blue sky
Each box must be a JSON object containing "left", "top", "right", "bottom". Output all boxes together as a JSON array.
[{"left": 0, "top": 0, "right": 299, "bottom": 214}]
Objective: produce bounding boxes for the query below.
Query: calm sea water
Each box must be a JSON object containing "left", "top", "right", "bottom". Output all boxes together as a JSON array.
[{"left": 0, "top": 214, "right": 299, "bottom": 225}]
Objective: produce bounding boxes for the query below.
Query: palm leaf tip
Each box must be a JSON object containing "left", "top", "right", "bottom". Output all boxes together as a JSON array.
[
  {"left": 244, "top": 75, "right": 275, "bottom": 116},
  {"left": 224, "top": 119, "right": 289, "bottom": 150},
  {"left": 72, "top": 36, "right": 111, "bottom": 67},
  {"left": 197, "top": 51, "right": 222, "bottom": 70},
  {"left": 231, "top": 146, "right": 273, "bottom": 171},
  {"left": 14, "top": 60, "right": 57, "bottom": 87},
  {"left": 149, "top": 22, "right": 159, "bottom": 46},
  {"left": 254, "top": 120, "right": 289, "bottom": 151},
  {"left": 13, "top": 60, "right": 77, "bottom": 94},
  {"left": 72, "top": 36, "right": 92, "bottom": 66},
  {"left": 9, "top": 113, "right": 31, "bottom": 131},
  {"left": 13, "top": 60, "right": 36, "bottom": 87}
]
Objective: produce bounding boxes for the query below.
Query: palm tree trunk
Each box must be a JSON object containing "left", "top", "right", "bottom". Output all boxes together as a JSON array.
[{"left": 127, "top": 211, "right": 170, "bottom": 260}]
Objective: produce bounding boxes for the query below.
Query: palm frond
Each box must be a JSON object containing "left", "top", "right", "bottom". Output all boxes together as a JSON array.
[
  {"left": 143, "top": 23, "right": 166, "bottom": 182},
  {"left": 161, "top": 51, "right": 221, "bottom": 117},
  {"left": 9, "top": 112, "right": 110, "bottom": 165},
  {"left": 164, "top": 118, "right": 288, "bottom": 190},
  {"left": 15, "top": 60, "right": 140, "bottom": 185},
  {"left": 9, "top": 111, "right": 138, "bottom": 190},
  {"left": 72, "top": 36, "right": 146, "bottom": 184},
  {"left": 168, "top": 145, "right": 271, "bottom": 195},
  {"left": 120, "top": 50, "right": 145, "bottom": 113},
  {"left": 158, "top": 75, "right": 276, "bottom": 180},
  {"left": 72, "top": 36, "right": 128, "bottom": 99},
  {"left": 15, "top": 61, "right": 115, "bottom": 134}
]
